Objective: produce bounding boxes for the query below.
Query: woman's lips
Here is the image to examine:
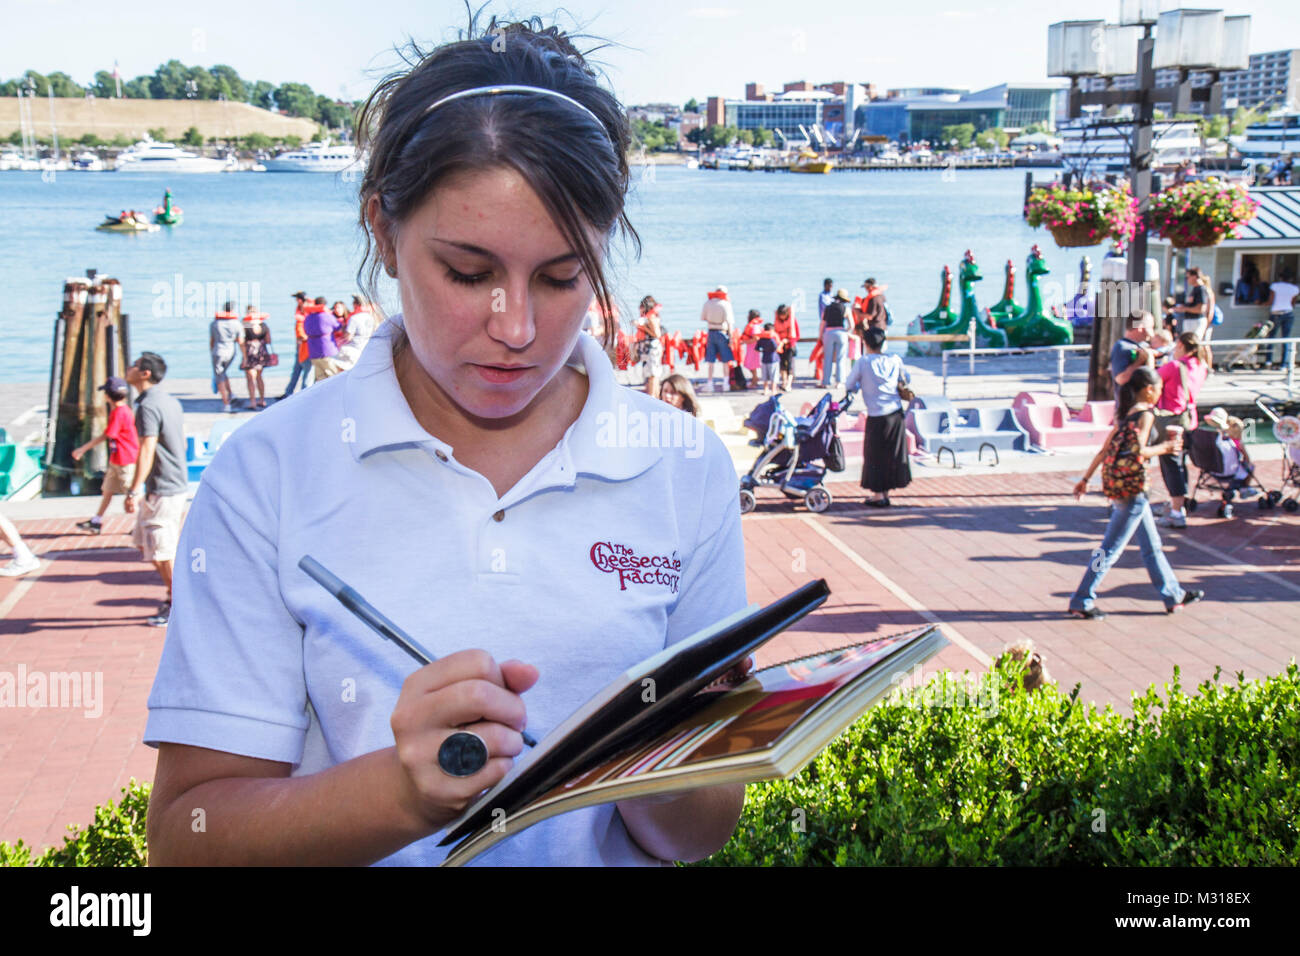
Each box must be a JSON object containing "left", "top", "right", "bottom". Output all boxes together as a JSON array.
[{"left": 474, "top": 364, "right": 532, "bottom": 384}]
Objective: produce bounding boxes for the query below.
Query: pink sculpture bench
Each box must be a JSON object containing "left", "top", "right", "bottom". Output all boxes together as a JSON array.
[{"left": 1012, "top": 392, "right": 1113, "bottom": 451}]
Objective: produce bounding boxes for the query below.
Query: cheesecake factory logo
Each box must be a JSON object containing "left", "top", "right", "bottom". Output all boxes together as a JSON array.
[{"left": 589, "top": 541, "right": 681, "bottom": 594}]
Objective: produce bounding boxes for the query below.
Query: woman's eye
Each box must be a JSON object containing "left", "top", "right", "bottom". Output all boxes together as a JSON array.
[
  {"left": 543, "top": 274, "right": 582, "bottom": 290},
  {"left": 446, "top": 268, "right": 490, "bottom": 286}
]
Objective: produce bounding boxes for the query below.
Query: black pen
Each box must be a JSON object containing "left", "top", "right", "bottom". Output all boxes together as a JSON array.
[{"left": 298, "top": 555, "right": 538, "bottom": 748}]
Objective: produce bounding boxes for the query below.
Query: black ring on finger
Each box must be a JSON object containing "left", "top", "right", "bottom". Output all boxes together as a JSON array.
[{"left": 437, "top": 731, "right": 489, "bottom": 777}]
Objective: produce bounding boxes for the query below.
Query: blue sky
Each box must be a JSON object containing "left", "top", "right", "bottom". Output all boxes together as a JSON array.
[{"left": 5, "top": 0, "right": 1298, "bottom": 106}]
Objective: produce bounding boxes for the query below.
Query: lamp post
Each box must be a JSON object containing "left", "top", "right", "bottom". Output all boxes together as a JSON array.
[{"left": 1048, "top": 3, "right": 1251, "bottom": 401}]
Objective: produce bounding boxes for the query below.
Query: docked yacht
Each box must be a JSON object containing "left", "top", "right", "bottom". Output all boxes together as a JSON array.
[
  {"left": 114, "top": 139, "right": 234, "bottom": 173},
  {"left": 263, "top": 141, "right": 360, "bottom": 173},
  {"left": 1059, "top": 118, "right": 1201, "bottom": 178},
  {"left": 71, "top": 151, "right": 105, "bottom": 171}
]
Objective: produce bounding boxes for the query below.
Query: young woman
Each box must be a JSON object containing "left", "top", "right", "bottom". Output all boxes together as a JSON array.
[
  {"left": 240, "top": 309, "right": 274, "bottom": 410},
  {"left": 1068, "top": 366, "right": 1204, "bottom": 620},
  {"left": 144, "top": 16, "right": 746, "bottom": 867},
  {"left": 658, "top": 373, "right": 700, "bottom": 417},
  {"left": 1154, "top": 331, "right": 1210, "bottom": 528},
  {"left": 636, "top": 295, "right": 665, "bottom": 397}
]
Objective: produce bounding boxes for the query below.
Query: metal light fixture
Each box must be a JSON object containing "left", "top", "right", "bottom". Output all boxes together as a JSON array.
[
  {"left": 1101, "top": 24, "right": 1142, "bottom": 75},
  {"left": 1118, "top": 0, "right": 1174, "bottom": 26},
  {"left": 1154, "top": 9, "right": 1226, "bottom": 71},
  {"left": 1047, "top": 20, "right": 1106, "bottom": 77},
  {"left": 1218, "top": 15, "right": 1251, "bottom": 72}
]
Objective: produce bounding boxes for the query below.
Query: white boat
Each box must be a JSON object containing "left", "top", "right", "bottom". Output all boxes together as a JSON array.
[
  {"left": 113, "top": 138, "right": 234, "bottom": 173},
  {"left": 263, "top": 141, "right": 360, "bottom": 173},
  {"left": 0, "top": 150, "right": 23, "bottom": 171},
  {"left": 1059, "top": 118, "right": 1201, "bottom": 178},
  {"left": 71, "top": 151, "right": 105, "bottom": 171}
]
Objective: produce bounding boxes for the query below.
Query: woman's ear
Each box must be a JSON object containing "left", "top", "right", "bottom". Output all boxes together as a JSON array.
[{"left": 367, "top": 195, "right": 397, "bottom": 276}]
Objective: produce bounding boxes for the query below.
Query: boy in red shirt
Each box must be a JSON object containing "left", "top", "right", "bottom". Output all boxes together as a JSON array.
[{"left": 71, "top": 376, "right": 140, "bottom": 534}]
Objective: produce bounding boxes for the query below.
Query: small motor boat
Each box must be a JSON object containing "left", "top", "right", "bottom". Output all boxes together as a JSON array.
[{"left": 96, "top": 215, "right": 159, "bottom": 233}]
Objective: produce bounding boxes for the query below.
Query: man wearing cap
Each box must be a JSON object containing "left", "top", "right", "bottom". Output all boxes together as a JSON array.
[
  {"left": 281, "top": 292, "right": 315, "bottom": 398},
  {"left": 124, "top": 352, "right": 188, "bottom": 627},
  {"left": 819, "top": 288, "right": 853, "bottom": 388},
  {"left": 859, "top": 278, "right": 888, "bottom": 331},
  {"left": 700, "top": 285, "right": 735, "bottom": 393},
  {"left": 71, "top": 376, "right": 139, "bottom": 535}
]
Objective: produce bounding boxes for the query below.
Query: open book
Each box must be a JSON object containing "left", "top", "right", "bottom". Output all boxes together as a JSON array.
[{"left": 438, "top": 580, "right": 948, "bottom": 866}]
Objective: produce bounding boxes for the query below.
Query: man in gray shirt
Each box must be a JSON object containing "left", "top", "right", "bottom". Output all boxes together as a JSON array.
[{"left": 125, "top": 351, "right": 188, "bottom": 626}]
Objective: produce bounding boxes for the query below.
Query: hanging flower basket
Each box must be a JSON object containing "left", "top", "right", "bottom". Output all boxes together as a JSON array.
[
  {"left": 1025, "top": 182, "right": 1140, "bottom": 252},
  {"left": 1150, "top": 178, "right": 1258, "bottom": 250}
]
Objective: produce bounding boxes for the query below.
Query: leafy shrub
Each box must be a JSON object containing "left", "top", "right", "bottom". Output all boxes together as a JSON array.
[
  {"left": 697, "top": 661, "right": 1299, "bottom": 866},
  {"left": 0, "top": 780, "right": 150, "bottom": 867}
]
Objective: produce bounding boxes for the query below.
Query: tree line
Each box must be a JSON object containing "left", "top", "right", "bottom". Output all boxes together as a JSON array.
[{"left": 0, "top": 62, "right": 356, "bottom": 130}]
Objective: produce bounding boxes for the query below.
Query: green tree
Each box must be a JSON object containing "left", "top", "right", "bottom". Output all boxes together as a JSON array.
[
  {"left": 282, "top": 135, "right": 303, "bottom": 150},
  {"left": 123, "top": 76, "right": 151, "bottom": 99},
  {"left": 752, "top": 126, "right": 773, "bottom": 147},
  {"left": 244, "top": 132, "right": 273, "bottom": 150},
  {"left": 110, "top": 134, "right": 132, "bottom": 147},
  {"left": 274, "top": 82, "right": 317, "bottom": 117},
  {"left": 684, "top": 97, "right": 699, "bottom": 113},
  {"left": 183, "top": 65, "right": 217, "bottom": 99},
  {"left": 975, "top": 127, "right": 1009, "bottom": 151},
  {"left": 147, "top": 126, "right": 168, "bottom": 142},
  {"left": 315, "top": 95, "right": 353, "bottom": 129},
  {"left": 91, "top": 70, "right": 117, "bottom": 98},
  {"left": 77, "top": 132, "right": 104, "bottom": 147},
  {"left": 181, "top": 126, "right": 204, "bottom": 147},
  {"left": 150, "top": 59, "right": 189, "bottom": 99},
  {"left": 1023, "top": 121, "right": 1047, "bottom": 135},
  {"left": 940, "top": 123, "right": 976, "bottom": 149},
  {"left": 249, "top": 80, "right": 275, "bottom": 110},
  {"left": 45, "top": 71, "right": 84, "bottom": 96},
  {"left": 6, "top": 130, "right": 21, "bottom": 145},
  {"left": 208, "top": 64, "right": 246, "bottom": 103},
  {"left": 1231, "top": 105, "right": 1267, "bottom": 136}
]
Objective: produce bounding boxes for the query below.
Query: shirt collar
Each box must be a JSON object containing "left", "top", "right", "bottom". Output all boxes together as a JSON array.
[{"left": 343, "top": 314, "right": 662, "bottom": 481}]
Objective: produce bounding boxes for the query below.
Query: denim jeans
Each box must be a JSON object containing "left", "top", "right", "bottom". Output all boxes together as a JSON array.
[
  {"left": 283, "top": 356, "right": 313, "bottom": 396},
  {"left": 821, "top": 328, "right": 849, "bottom": 387},
  {"left": 1264, "top": 311, "right": 1295, "bottom": 366},
  {"left": 1070, "top": 493, "right": 1186, "bottom": 611}
]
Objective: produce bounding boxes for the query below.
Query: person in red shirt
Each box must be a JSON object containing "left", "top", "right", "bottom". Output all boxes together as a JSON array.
[
  {"left": 71, "top": 376, "right": 140, "bottom": 534},
  {"left": 281, "top": 291, "right": 316, "bottom": 398},
  {"left": 772, "top": 304, "right": 800, "bottom": 392}
]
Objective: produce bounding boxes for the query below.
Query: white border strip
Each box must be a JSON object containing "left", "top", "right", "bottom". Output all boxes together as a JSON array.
[{"left": 797, "top": 515, "right": 993, "bottom": 667}]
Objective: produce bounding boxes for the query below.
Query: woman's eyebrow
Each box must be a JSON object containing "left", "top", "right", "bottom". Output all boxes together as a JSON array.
[{"left": 426, "top": 237, "right": 579, "bottom": 268}]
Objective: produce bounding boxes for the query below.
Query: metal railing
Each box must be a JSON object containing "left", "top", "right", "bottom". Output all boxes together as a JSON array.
[{"left": 937, "top": 336, "right": 1299, "bottom": 398}]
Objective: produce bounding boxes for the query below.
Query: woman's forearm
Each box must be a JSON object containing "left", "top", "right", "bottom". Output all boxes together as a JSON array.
[
  {"left": 617, "top": 782, "right": 745, "bottom": 863},
  {"left": 147, "top": 748, "right": 436, "bottom": 866}
]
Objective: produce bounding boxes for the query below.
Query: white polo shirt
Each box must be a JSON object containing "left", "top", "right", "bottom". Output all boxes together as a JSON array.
[{"left": 144, "top": 313, "right": 747, "bottom": 866}]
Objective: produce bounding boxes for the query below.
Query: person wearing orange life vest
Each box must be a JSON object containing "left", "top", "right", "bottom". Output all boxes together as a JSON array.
[
  {"left": 241, "top": 306, "right": 274, "bottom": 409},
  {"left": 772, "top": 304, "right": 799, "bottom": 392},
  {"left": 209, "top": 300, "right": 244, "bottom": 413},
  {"left": 280, "top": 291, "right": 315, "bottom": 399}
]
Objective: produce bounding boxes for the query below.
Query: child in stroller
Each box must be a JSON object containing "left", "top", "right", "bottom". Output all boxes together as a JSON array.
[
  {"left": 739, "top": 391, "right": 853, "bottom": 514},
  {"left": 1185, "top": 407, "right": 1281, "bottom": 517}
]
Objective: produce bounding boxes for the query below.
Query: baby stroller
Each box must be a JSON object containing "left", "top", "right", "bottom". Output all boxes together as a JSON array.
[
  {"left": 1219, "top": 315, "right": 1275, "bottom": 371},
  {"left": 1185, "top": 424, "right": 1281, "bottom": 518},
  {"left": 1256, "top": 397, "right": 1300, "bottom": 513},
  {"left": 739, "top": 391, "right": 853, "bottom": 514}
]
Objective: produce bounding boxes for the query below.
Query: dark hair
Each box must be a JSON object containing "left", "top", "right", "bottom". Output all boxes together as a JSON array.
[
  {"left": 223, "top": 300, "right": 234, "bottom": 312},
  {"left": 659, "top": 373, "right": 699, "bottom": 416},
  {"left": 1177, "top": 330, "right": 1211, "bottom": 366},
  {"left": 639, "top": 295, "right": 657, "bottom": 314},
  {"left": 763, "top": 322, "right": 773, "bottom": 331},
  {"left": 1117, "top": 365, "right": 1159, "bottom": 418},
  {"left": 865, "top": 277, "right": 876, "bottom": 286},
  {"left": 747, "top": 309, "right": 760, "bottom": 320},
  {"left": 135, "top": 351, "right": 167, "bottom": 384},
  {"left": 355, "top": 11, "right": 636, "bottom": 355},
  {"left": 862, "top": 326, "right": 887, "bottom": 351},
  {"left": 775, "top": 303, "right": 789, "bottom": 317},
  {"left": 823, "top": 278, "right": 833, "bottom": 286}
]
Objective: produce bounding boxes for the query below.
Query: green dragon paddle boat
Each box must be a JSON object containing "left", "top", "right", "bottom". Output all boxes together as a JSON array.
[
  {"left": 907, "top": 250, "right": 1008, "bottom": 355},
  {"left": 152, "top": 189, "right": 182, "bottom": 226},
  {"left": 1000, "top": 245, "right": 1073, "bottom": 348}
]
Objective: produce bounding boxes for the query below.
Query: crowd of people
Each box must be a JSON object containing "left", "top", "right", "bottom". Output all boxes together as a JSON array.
[{"left": 209, "top": 293, "right": 378, "bottom": 411}]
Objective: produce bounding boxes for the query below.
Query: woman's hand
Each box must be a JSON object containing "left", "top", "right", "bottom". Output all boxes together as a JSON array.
[
  {"left": 1073, "top": 477, "right": 1089, "bottom": 500},
  {"left": 71, "top": 445, "right": 85, "bottom": 462},
  {"left": 389, "top": 649, "right": 539, "bottom": 832}
]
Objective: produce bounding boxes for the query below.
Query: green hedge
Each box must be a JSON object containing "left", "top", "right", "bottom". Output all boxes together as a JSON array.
[
  {"left": 696, "top": 661, "right": 1299, "bottom": 865},
  {"left": 4, "top": 662, "right": 1297, "bottom": 866},
  {"left": 0, "top": 781, "right": 149, "bottom": 867}
]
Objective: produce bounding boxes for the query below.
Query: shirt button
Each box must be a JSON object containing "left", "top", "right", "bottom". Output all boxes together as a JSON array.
[
  {"left": 492, "top": 510, "right": 505, "bottom": 522},
  {"left": 434, "top": 450, "right": 448, "bottom": 462}
]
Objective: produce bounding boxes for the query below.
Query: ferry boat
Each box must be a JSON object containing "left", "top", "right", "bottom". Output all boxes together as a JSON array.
[
  {"left": 1059, "top": 118, "right": 1201, "bottom": 178},
  {"left": 263, "top": 141, "right": 360, "bottom": 173},
  {"left": 114, "top": 138, "right": 234, "bottom": 173}
]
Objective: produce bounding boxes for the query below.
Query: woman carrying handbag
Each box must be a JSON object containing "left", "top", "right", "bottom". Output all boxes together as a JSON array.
[
  {"left": 240, "top": 309, "right": 278, "bottom": 410},
  {"left": 845, "top": 326, "right": 913, "bottom": 507}
]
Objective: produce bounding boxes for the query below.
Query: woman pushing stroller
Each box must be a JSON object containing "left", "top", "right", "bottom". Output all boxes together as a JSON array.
[{"left": 1068, "top": 366, "right": 1205, "bottom": 620}]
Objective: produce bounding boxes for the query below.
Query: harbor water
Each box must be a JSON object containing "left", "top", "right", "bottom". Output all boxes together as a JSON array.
[{"left": 0, "top": 165, "right": 1094, "bottom": 383}]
